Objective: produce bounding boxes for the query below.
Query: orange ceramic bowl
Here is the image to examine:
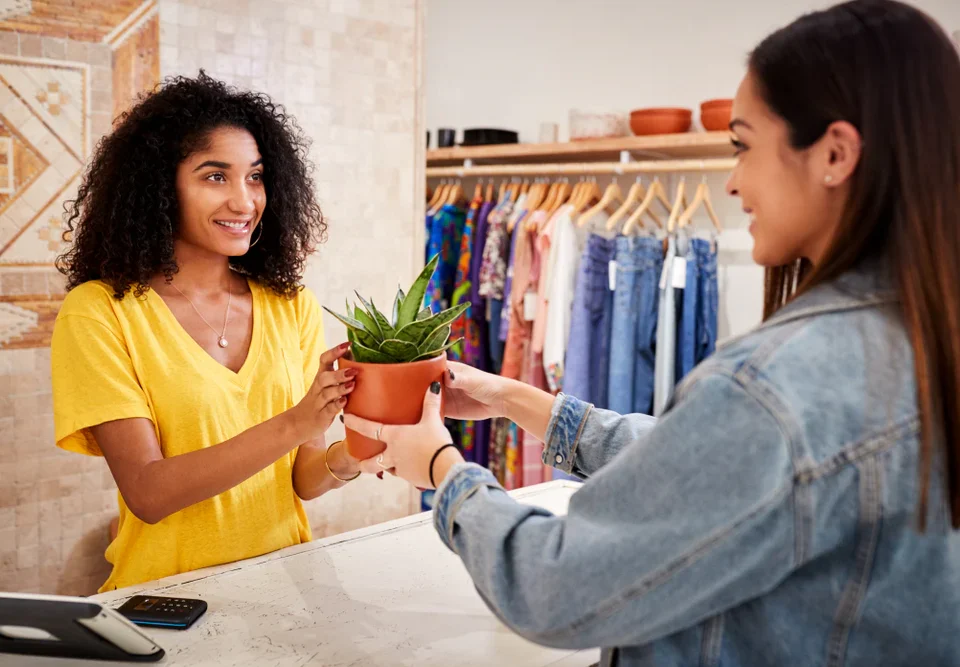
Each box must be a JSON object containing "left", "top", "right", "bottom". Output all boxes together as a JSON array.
[
  {"left": 629, "top": 108, "right": 692, "bottom": 136},
  {"left": 700, "top": 99, "right": 733, "bottom": 131},
  {"left": 339, "top": 352, "right": 448, "bottom": 460},
  {"left": 700, "top": 98, "right": 733, "bottom": 111},
  {"left": 701, "top": 107, "right": 733, "bottom": 131}
]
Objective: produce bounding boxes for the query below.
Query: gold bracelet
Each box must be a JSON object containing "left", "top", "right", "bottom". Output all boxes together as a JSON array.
[{"left": 324, "top": 441, "right": 361, "bottom": 482}]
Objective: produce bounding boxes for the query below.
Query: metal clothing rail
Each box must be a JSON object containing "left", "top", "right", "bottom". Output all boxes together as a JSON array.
[{"left": 425, "top": 157, "right": 737, "bottom": 178}]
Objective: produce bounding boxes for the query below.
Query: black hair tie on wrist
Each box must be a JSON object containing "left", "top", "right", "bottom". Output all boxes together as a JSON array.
[{"left": 429, "top": 443, "right": 458, "bottom": 488}]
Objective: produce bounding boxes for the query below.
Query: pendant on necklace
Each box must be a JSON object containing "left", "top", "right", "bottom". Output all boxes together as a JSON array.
[{"left": 218, "top": 337, "right": 228, "bottom": 348}]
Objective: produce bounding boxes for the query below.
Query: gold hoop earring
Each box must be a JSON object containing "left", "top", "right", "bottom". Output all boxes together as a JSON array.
[{"left": 249, "top": 222, "right": 263, "bottom": 248}]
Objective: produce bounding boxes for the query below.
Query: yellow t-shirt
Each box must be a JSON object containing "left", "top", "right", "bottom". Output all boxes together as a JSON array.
[{"left": 51, "top": 279, "right": 325, "bottom": 592}]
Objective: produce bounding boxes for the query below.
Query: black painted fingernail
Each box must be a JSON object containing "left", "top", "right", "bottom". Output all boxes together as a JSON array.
[
  {"left": 430, "top": 381, "right": 441, "bottom": 394},
  {"left": 339, "top": 414, "right": 344, "bottom": 423},
  {"left": 449, "top": 370, "right": 456, "bottom": 381},
  {"left": 377, "top": 471, "right": 384, "bottom": 480}
]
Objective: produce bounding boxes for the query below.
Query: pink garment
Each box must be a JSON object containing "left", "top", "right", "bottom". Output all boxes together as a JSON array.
[
  {"left": 520, "top": 210, "right": 556, "bottom": 487},
  {"left": 500, "top": 212, "right": 542, "bottom": 380}
]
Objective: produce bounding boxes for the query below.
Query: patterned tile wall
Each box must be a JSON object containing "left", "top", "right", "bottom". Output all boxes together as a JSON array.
[
  {"left": 0, "top": 0, "right": 425, "bottom": 596},
  {"left": 0, "top": 29, "right": 119, "bottom": 597}
]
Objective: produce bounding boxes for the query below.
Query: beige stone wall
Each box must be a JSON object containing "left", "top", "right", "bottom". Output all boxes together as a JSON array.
[{"left": 159, "top": 0, "right": 426, "bottom": 543}]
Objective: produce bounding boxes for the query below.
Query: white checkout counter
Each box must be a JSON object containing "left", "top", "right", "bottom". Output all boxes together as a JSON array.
[{"left": 9, "top": 481, "right": 599, "bottom": 666}]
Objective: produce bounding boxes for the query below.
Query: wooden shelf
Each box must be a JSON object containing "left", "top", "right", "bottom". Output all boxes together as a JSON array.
[{"left": 426, "top": 132, "right": 734, "bottom": 166}]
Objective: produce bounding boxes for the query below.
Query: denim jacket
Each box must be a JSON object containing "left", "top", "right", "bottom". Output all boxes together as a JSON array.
[{"left": 433, "top": 262, "right": 960, "bottom": 666}]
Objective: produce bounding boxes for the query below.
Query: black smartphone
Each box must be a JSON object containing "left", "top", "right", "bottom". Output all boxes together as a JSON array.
[{"left": 115, "top": 595, "right": 207, "bottom": 630}]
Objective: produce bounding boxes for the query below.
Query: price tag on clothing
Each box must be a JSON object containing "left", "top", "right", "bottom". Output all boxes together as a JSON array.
[
  {"left": 523, "top": 291, "right": 537, "bottom": 322},
  {"left": 659, "top": 259, "right": 670, "bottom": 290},
  {"left": 608, "top": 260, "right": 617, "bottom": 292},
  {"left": 672, "top": 257, "right": 687, "bottom": 289}
]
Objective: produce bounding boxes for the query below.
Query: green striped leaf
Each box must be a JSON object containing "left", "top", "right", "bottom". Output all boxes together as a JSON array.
[
  {"left": 412, "top": 337, "right": 462, "bottom": 362},
  {"left": 395, "top": 302, "right": 468, "bottom": 346},
  {"left": 353, "top": 305, "right": 382, "bottom": 340},
  {"left": 323, "top": 306, "right": 365, "bottom": 332},
  {"left": 353, "top": 292, "right": 393, "bottom": 338},
  {"left": 378, "top": 338, "right": 419, "bottom": 362},
  {"left": 392, "top": 287, "right": 405, "bottom": 327},
  {"left": 419, "top": 324, "right": 450, "bottom": 354},
  {"left": 397, "top": 255, "right": 439, "bottom": 328},
  {"left": 351, "top": 341, "right": 396, "bottom": 364}
]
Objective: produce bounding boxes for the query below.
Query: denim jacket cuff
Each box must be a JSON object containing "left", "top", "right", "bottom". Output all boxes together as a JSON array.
[
  {"left": 433, "top": 462, "right": 501, "bottom": 553},
  {"left": 542, "top": 393, "right": 593, "bottom": 474}
]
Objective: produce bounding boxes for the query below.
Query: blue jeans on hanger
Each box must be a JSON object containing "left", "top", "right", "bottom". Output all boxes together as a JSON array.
[
  {"left": 608, "top": 236, "right": 663, "bottom": 416},
  {"left": 565, "top": 234, "right": 616, "bottom": 410},
  {"left": 677, "top": 238, "right": 719, "bottom": 382}
]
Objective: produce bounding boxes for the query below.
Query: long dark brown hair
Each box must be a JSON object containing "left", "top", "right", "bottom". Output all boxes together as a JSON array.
[{"left": 751, "top": 0, "right": 960, "bottom": 528}]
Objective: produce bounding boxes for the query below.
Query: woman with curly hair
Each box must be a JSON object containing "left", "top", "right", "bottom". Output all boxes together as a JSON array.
[{"left": 51, "top": 73, "right": 362, "bottom": 592}]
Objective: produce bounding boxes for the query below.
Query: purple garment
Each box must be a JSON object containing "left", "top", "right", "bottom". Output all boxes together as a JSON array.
[
  {"left": 470, "top": 201, "right": 495, "bottom": 318},
  {"left": 499, "top": 221, "right": 523, "bottom": 342}
]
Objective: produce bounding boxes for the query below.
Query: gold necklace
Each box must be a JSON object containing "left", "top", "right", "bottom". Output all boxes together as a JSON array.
[{"left": 171, "top": 282, "right": 232, "bottom": 348}]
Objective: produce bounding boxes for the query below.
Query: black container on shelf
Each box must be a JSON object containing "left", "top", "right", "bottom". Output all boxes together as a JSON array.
[
  {"left": 437, "top": 128, "right": 456, "bottom": 148},
  {"left": 461, "top": 128, "right": 519, "bottom": 146}
]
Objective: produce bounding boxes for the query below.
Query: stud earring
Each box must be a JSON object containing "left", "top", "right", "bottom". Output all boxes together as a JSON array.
[{"left": 824, "top": 175, "right": 834, "bottom": 184}]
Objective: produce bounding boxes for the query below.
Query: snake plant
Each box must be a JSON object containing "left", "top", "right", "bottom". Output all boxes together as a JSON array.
[{"left": 323, "top": 254, "right": 467, "bottom": 364}]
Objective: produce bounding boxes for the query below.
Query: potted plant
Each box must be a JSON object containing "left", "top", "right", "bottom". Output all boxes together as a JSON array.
[{"left": 323, "top": 254, "right": 467, "bottom": 460}]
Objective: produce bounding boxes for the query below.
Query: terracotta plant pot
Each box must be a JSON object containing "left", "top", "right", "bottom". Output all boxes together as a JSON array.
[
  {"left": 629, "top": 108, "right": 692, "bottom": 136},
  {"left": 339, "top": 352, "right": 448, "bottom": 460},
  {"left": 700, "top": 99, "right": 733, "bottom": 131}
]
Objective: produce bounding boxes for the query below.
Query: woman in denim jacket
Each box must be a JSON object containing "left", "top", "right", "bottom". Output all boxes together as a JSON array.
[{"left": 350, "top": 1, "right": 960, "bottom": 664}]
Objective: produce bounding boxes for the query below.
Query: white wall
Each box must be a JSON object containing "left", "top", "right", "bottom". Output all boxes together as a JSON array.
[{"left": 425, "top": 0, "right": 960, "bottom": 339}]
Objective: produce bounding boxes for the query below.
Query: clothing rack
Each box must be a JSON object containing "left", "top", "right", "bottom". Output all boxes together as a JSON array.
[{"left": 425, "top": 157, "right": 736, "bottom": 178}]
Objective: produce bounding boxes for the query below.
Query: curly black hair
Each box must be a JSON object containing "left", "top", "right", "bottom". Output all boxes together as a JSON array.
[{"left": 56, "top": 71, "right": 326, "bottom": 299}]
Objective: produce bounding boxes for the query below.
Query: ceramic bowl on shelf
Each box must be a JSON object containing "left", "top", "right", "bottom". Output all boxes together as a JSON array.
[
  {"left": 629, "top": 108, "right": 693, "bottom": 136},
  {"left": 700, "top": 98, "right": 733, "bottom": 131},
  {"left": 570, "top": 109, "right": 629, "bottom": 141}
]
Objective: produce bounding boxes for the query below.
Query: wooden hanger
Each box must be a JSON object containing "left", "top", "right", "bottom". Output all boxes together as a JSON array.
[
  {"left": 666, "top": 178, "right": 687, "bottom": 232},
  {"left": 520, "top": 180, "right": 531, "bottom": 196},
  {"left": 485, "top": 180, "right": 495, "bottom": 203},
  {"left": 547, "top": 180, "right": 572, "bottom": 219},
  {"left": 498, "top": 180, "right": 508, "bottom": 202},
  {"left": 622, "top": 177, "right": 670, "bottom": 235},
  {"left": 472, "top": 179, "right": 484, "bottom": 202},
  {"left": 573, "top": 178, "right": 601, "bottom": 216},
  {"left": 507, "top": 182, "right": 537, "bottom": 233},
  {"left": 606, "top": 178, "right": 643, "bottom": 231},
  {"left": 568, "top": 180, "right": 582, "bottom": 211},
  {"left": 539, "top": 180, "right": 574, "bottom": 232},
  {"left": 605, "top": 177, "right": 662, "bottom": 232},
  {"left": 678, "top": 177, "right": 723, "bottom": 232},
  {"left": 526, "top": 181, "right": 546, "bottom": 211},
  {"left": 427, "top": 179, "right": 446, "bottom": 212},
  {"left": 528, "top": 182, "right": 557, "bottom": 231},
  {"left": 528, "top": 181, "right": 552, "bottom": 231},
  {"left": 577, "top": 179, "right": 623, "bottom": 228},
  {"left": 508, "top": 179, "right": 521, "bottom": 202},
  {"left": 443, "top": 179, "right": 463, "bottom": 207},
  {"left": 540, "top": 181, "right": 560, "bottom": 212},
  {"left": 428, "top": 184, "right": 450, "bottom": 216}
]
